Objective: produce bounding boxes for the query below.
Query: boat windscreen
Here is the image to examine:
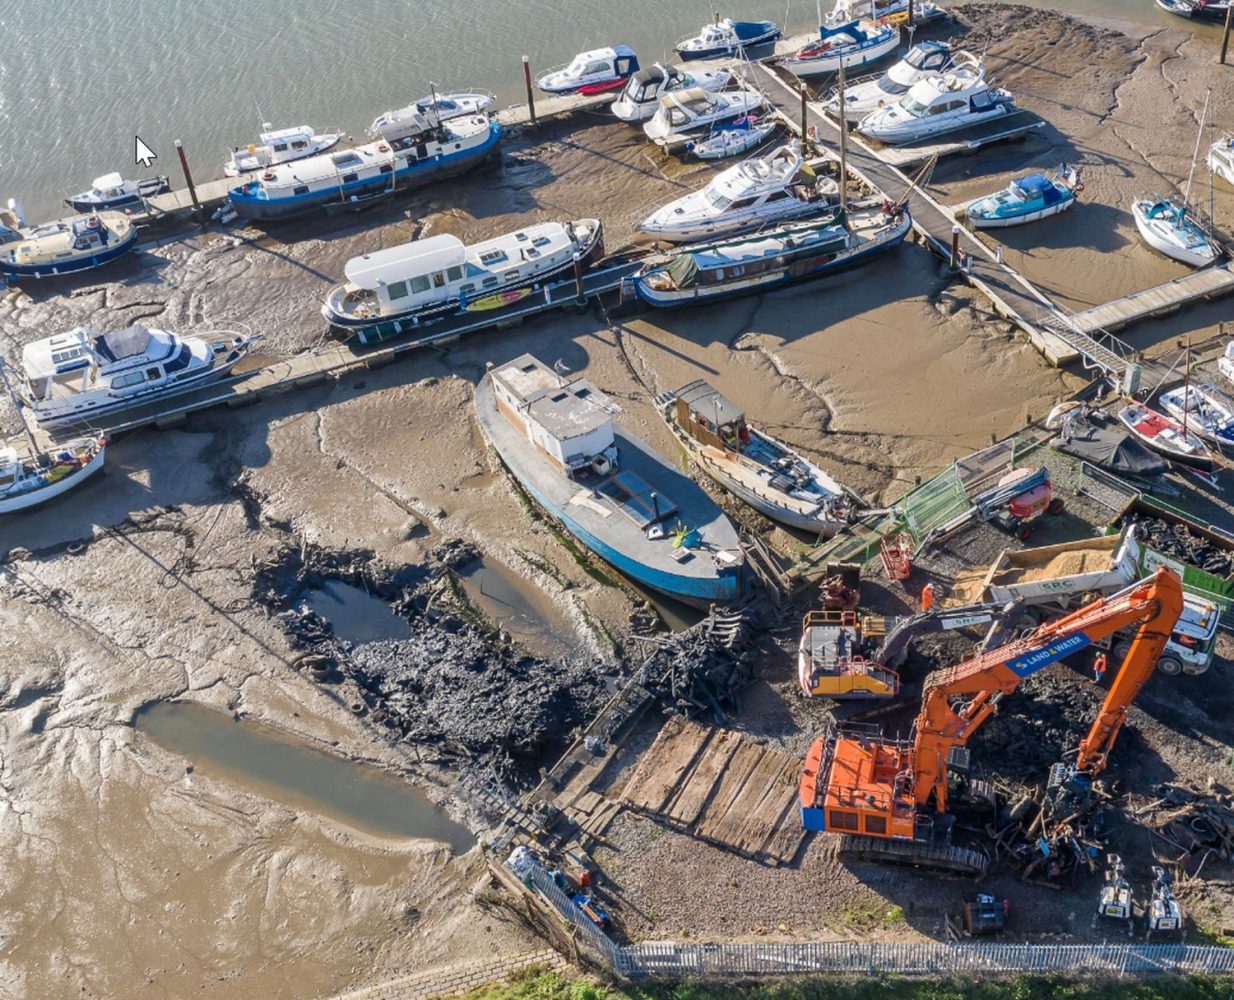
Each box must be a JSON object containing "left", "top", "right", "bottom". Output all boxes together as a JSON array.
[{"left": 664, "top": 254, "right": 700, "bottom": 288}]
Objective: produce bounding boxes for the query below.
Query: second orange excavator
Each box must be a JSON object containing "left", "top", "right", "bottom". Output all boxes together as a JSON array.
[{"left": 799, "top": 567, "right": 1185, "bottom": 877}]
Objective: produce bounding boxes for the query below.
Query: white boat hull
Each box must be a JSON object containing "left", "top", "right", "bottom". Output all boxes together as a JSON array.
[
  {"left": 782, "top": 33, "right": 899, "bottom": 78},
  {"left": 642, "top": 201, "right": 834, "bottom": 243},
  {"left": 1209, "top": 144, "right": 1234, "bottom": 188},
  {"left": 0, "top": 443, "right": 105, "bottom": 514},
  {"left": 1132, "top": 199, "right": 1220, "bottom": 268},
  {"left": 859, "top": 104, "right": 1009, "bottom": 145},
  {"left": 968, "top": 198, "right": 1076, "bottom": 229}
]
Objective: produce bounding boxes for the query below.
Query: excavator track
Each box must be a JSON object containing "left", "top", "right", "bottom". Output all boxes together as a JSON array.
[{"left": 839, "top": 835, "right": 989, "bottom": 879}]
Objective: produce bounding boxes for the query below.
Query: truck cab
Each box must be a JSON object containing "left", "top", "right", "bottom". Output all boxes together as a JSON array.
[{"left": 1106, "top": 595, "right": 1220, "bottom": 676}]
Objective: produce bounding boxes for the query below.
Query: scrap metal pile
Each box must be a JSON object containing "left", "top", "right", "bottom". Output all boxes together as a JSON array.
[
  {"left": 634, "top": 608, "right": 758, "bottom": 725},
  {"left": 1146, "top": 783, "right": 1234, "bottom": 877},
  {"left": 1128, "top": 515, "right": 1234, "bottom": 577}
]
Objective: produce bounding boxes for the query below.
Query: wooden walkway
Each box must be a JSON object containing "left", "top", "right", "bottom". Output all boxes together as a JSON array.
[
  {"left": 1071, "top": 263, "right": 1234, "bottom": 333},
  {"left": 617, "top": 715, "right": 808, "bottom": 866}
]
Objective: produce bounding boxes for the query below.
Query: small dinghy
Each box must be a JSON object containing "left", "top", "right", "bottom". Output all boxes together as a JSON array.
[
  {"left": 1209, "top": 134, "right": 1234, "bottom": 188},
  {"left": 781, "top": 19, "right": 899, "bottom": 79},
  {"left": 0, "top": 437, "right": 106, "bottom": 515},
  {"left": 1156, "top": 0, "right": 1232, "bottom": 19},
  {"left": 643, "top": 87, "right": 766, "bottom": 152},
  {"left": 1117, "top": 400, "right": 1215, "bottom": 472},
  {"left": 964, "top": 165, "right": 1081, "bottom": 228},
  {"left": 1132, "top": 196, "right": 1222, "bottom": 268},
  {"left": 537, "top": 45, "right": 639, "bottom": 95},
  {"left": 824, "top": 40, "right": 957, "bottom": 121},
  {"left": 225, "top": 124, "right": 344, "bottom": 177},
  {"left": 655, "top": 380, "right": 860, "bottom": 534},
  {"left": 1158, "top": 383, "right": 1234, "bottom": 451},
  {"left": 1155, "top": 0, "right": 1197, "bottom": 14},
  {"left": 0, "top": 204, "right": 136, "bottom": 280},
  {"left": 611, "top": 64, "right": 732, "bottom": 123},
  {"left": 66, "top": 173, "right": 169, "bottom": 212},
  {"left": 676, "top": 16, "right": 781, "bottom": 60},
  {"left": 687, "top": 115, "right": 777, "bottom": 160}
]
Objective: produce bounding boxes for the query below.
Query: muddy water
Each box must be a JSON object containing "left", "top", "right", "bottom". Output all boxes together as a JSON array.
[
  {"left": 303, "top": 579, "right": 411, "bottom": 644},
  {"left": 455, "top": 555, "right": 575, "bottom": 657},
  {"left": 136, "top": 702, "right": 474, "bottom": 850}
]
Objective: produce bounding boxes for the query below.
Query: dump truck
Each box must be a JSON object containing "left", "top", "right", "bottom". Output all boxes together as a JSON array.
[{"left": 956, "top": 527, "right": 1219, "bottom": 676}]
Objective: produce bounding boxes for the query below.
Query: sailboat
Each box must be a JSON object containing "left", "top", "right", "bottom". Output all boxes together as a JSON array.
[{"left": 1132, "top": 90, "right": 1223, "bottom": 268}]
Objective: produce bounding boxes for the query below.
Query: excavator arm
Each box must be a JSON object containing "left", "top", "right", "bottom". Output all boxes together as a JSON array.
[{"left": 911, "top": 568, "right": 1184, "bottom": 814}]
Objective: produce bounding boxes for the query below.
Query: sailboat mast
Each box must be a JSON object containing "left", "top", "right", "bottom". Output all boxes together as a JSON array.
[
  {"left": 1181, "top": 337, "right": 1192, "bottom": 444},
  {"left": 0, "top": 356, "right": 42, "bottom": 458},
  {"left": 1182, "top": 89, "right": 1211, "bottom": 216}
]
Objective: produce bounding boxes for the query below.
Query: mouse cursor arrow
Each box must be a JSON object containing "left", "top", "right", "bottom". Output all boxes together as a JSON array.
[{"left": 134, "top": 135, "right": 157, "bottom": 168}]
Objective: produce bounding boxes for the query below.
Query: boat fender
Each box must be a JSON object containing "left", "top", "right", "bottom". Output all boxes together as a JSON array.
[
  {"left": 377, "top": 144, "right": 390, "bottom": 152},
  {"left": 262, "top": 171, "right": 276, "bottom": 181},
  {"left": 87, "top": 215, "right": 100, "bottom": 228}
]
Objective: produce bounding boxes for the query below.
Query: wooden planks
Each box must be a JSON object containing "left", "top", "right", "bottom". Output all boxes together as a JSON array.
[
  {"left": 620, "top": 716, "right": 808, "bottom": 865},
  {"left": 1072, "top": 264, "right": 1234, "bottom": 333}
]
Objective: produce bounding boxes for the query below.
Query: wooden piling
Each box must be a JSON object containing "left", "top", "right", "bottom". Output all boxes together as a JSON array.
[
  {"left": 523, "top": 56, "right": 538, "bottom": 126},
  {"left": 799, "top": 83, "right": 809, "bottom": 156},
  {"left": 950, "top": 225, "right": 960, "bottom": 270},
  {"left": 837, "top": 60, "right": 848, "bottom": 212},
  {"left": 174, "top": 140, "right": 203, "bottom": 223},
  {"left": 1222, "top": 3, "right": 1232, "bottom": 65}
]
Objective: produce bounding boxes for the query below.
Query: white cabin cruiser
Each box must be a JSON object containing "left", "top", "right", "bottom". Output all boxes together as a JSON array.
[
  {"left": 641, "top": 141, "right": 838, "bottom": 243},
  {"left": 66, "top": 173, "right": 169, "bottom": 212},
  {"left": 537, "top": 45, "right": 639, "bottom": 95},
  {"left": 224, "top": 124, "right": 344, "bottom": 177},
  {"left": 643, "top": 88, "right": 766, "bottom": 152},
  {"left": 368, "top": 92, "right": 494, "bottom": 142},
  {"left": 1210, "top": 134, "right": 1234, "bottom": 187},
  {"left": 1131, "top": 196, "right": 1222, "bottom": 268},
  {"left": 824, "top": 0, "right": 946, "bottom": 25},
  {"left": 612, "top": 64, "right": 733, "bottom": 122},
  {"left": 0, "top": 437, "right": 106, "bottom": 514},
  {"left": 825, "top": 41, "right": 958, "bottom": 121},
  {"left": 857, "top": 55, "right": 1011, "bottom": 144},
  {"left": 781, "top": 19, "right": 899, "bottom": 79},
  {"left": 19, "top": 324, "right": 255, "bottom": 430}
]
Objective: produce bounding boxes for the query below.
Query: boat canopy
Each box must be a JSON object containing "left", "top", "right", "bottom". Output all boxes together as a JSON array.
[
  {"left": 631, "top": 65, "right": 668, "bottom": 86},
  {"left": 96, "top": 324, "right": 153, "bottom": 362},
  {"left": 92, "top": 172, "right": 126, "bottom": 191},
  {"left": 344, "top": 234, "right": 467, "bottom": 288},
  {"left": 663, "top": 254, "right": 700, "bottom": 288},
  {"left": 675, "top": 380, "right": 745, "bottom": 426},
  {"left": 1012, "top": 173, "right": 1062, "bottom": 204},
  {"left": 661, "top": 87, "right": 710, "bottom": 111}
]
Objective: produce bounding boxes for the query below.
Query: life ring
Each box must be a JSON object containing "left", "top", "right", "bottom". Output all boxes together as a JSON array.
[
  {"left": 377, "top": 143, "right": 390, "bottom": 152},
  {"left": 87, "top": 215, "right": 100, "bottom": 228},
  {"left": 262, "top": 170, "right": 276, "bottom": 181}
]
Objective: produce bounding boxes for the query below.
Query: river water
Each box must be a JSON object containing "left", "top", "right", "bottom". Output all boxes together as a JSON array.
[{"left": 0, "top": 0, "right": 1216, "bottom": 220}]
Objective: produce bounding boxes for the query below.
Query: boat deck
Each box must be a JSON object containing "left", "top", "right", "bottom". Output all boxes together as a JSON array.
[{"left": 474, "top": 375, "right": 742, "bottom": 592}]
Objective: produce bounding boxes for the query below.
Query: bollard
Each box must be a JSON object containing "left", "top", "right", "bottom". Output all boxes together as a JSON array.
[
  {"left": 949, "top": 225, "right": 960, "bottom": 270},
  {"left": 799, "top": 83, "right": 809, "bottom": 154},
  {"left": 174, "top": 140, "right": 203, "bottom": 224},
  {"left": 523, "top": 56, "right": 537, "bottom": 126},
  {"left": 995, "top": 245, "right": 1004, "bottom": 265}
]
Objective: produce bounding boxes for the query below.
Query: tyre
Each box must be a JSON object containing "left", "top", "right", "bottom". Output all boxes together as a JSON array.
[
  {"left": 1112, "top": 641, "right": 1132, "bottom": 662},
  {"left": 1156, "top": 656, "right": 1183, "bottom": 677},
  {"left": 1048, "top": 497, "right": 1065, "bottom": 516}
]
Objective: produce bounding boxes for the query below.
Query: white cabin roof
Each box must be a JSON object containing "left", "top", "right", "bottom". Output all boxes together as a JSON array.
[
  {"left": 93, "top": 172, "right": 126, "bottom": 190},
  {"left": 344, "top": 234, "right": 467, "bottom": 288},
  {"left": 493, "top": 353, "right": 613, "bottom": 441},
  {"left": 261, "top": 125, "right": 315, "bottom": 142}
]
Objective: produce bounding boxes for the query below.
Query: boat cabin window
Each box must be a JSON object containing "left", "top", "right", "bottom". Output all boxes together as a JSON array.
[
  {"left": 411, "top": 275, "right": 431, "bottom": 294},
  {"left": 111, "top": 371, "right": 145, "bottom": 389},
  {"left": 482, "top": 276, "right": 500, "bottom": 288},
  {"left": 446, "top": 265, "right": 463, "bottom": 282},
  {"left": 432, "top": 271, "right": 447, "bottom": 288},
  {"left": 900, "top": 96, "right": 930, "bottom": 117},
  {"left": 165, "top": 344, "right": 193, "bottom": 373},
  {"left": 668, "top": 108, "right": 690, "bottom": 126},
  {"left": 146, "top": 367, "right": 161, "bottom": 380},
  {"left": 386, "top": 280, "right": 409, "bottom": 300},
  {"left": 932, "top": 99, "right": 965, "bottom": 115},
  {"left": 459, "top": 283, "right": 476, "bottom": 296},
  {"left": 273, "top": 143, "right": 288, "bottom": 152},
  {"left": 342, "top": 173, "right": 358, "bottom": 183},
  {"left": 731, "top": 197, "right": 758, "bottom": 210},
  {"left": 291, "top": 140, "right": 308, "bottom": 150},
  {"left": 582, "top": 59, "right": 613, "bottom": 76},
  {"left": 532, "top": 236, "right": 551, "bottom": 248},
  {"left": 766, "top": 191, "right": 790, "bottom": 202},
  {"left": 480, "top": 249, "right": 507, "bottom": 266},
  {"left": 293, "top": 185, "right": 309, "bottom": 195},
  {"left": 706, "top": 191, "right": 733, "bottom": 210},
  {"left": 503, "top": 269, "right": 519, "bottom": 281}
]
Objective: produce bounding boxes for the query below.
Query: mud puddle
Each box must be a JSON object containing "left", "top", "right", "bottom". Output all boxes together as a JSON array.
[
  {"left": 136, "top": 701, "right": 474, "bottom": 850},
  {"left": 304, "top": 579, "right": 410, "bottom": 644},
  {"left": 455, "top": 555, "right": 574, "bottom": 658}
]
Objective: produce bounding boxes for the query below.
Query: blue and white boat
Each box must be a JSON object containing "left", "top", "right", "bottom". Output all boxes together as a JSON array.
[
  {"left": 537, "top": 46, "right": 639, "bottom": 95},
  {"left": 66, "top": 172, "right": 169, "bottom": 213},
  {"left": 227, "top": 115, "right": 502, "bottom": 222},
  {"left": 781, "top": 18, "right": 899, "bottom": 79},
  {"left": 0, "top": 204, "right": 136, "bottom": 280},
  {"left": 475, "top": 354, "right": 746, "bottom": 607},
  {"left": 676, "top": 17, "right": 781, "bottom": 60},
  {"left": 964, "top": 165, "right": 1082, "bottom": 229},
  {"left": 634, "top": 202, "right": 910, "bottom": 308},
  {"left": 1158, "top": 383, "right": 1234, "bottom": 452},
  {"left": 1132, "top": 196, "right": 1222, "bottom": 268},
  {"left": 686, "top": 115, "right": 777, "bottom": 160}
]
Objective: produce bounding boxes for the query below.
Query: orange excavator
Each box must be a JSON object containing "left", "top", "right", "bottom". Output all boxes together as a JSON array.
[{"left": 799, "top": 567, "right": 1185, "bottom": 877}]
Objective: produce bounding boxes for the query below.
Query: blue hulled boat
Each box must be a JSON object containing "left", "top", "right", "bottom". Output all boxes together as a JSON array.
[
  {"left": 228, "top": 115, "right": 502, "bottom": 222},
  {"left": 676, "top": 17, "right": 781, "bottom": 60},
  {"left": 475, "top": 354, "right": 746, "bottom": 608},
  {"left": 0, "top": 207, "right": 137, "bottom": 280},
  {"left": 634, "top": 203, "right": 910, "bottom": 308},
  {"left": 964, "top": 165, "right": 1081, "bottom": 229}
]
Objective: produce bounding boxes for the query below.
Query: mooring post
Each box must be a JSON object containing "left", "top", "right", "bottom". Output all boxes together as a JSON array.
[
  {"left": 573, "top": 253, "right": 585, "bottom": 303},
  {"left": 799, "top": 82, "right": 810, "bottom": 155},
  {"left": 174, "top": 140, "right": 203, "bottom": 224},
  {"left": 1222, "top": 3, "right": 1233, "bottom": 65},
  {"left": 950, "top": 225, "right": 960, "bottom": 270},
  {"left": 908, "top": 0, "right": 915, "bottom": 27},
  {"left": 837, "top": 60, "right": 848, "bottom": 212},
  {"left": 523, "top": 56, "right": 537, "bottom": 126}
]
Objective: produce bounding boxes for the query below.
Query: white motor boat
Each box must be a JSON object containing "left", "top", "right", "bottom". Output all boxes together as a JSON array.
[
  {"left": 1209, "top": 134, "right": 1234, "bottom": 187},
  {"left": 641, "top": 141, "right": 838, "bottom": 242},
  {"left": 824, "top": 41, "right": 958, "bottom": 121},
  {"left": 0, "top": 436, "right": 106, "bottom": 514},
  {"left": 611, "top": 64, "right": 732, "bottom": 122},
  {"left": 1158, "top": 383, "right": 1234, "bottom": 451},
  {"left": 224, "top": 124, "right": 344, "bottom": 177},
  {"left": 1131, "top": 196, "right": 1221, "bottom": 268},
  {"left": 1219, "top": 341, "right": 1234, "bottom": 385},
  {"left": 66, "top": 173, "right": 169, "bottom": 212},
  {"left": 643, "top": 88, "right": 766, "bottom": 152},
  {"left": 824, "top": 0, "right": 946, "bottom": 25},
  {"left": 537, "top": 45, "right": 639, "bottom": 95},
  {"left": 368, "top": 92, "right": 494, "bottom": 142},
  {"left": 857, "top": 54, "right": 1012, "bottom": 144},
  {"left": 781, "top": 19, "right": 899, "bottom": 79},
  {"left": 688, "top": 116, "right": 777, "bottom": 160},
  {"left": 19, "top": 324, "right": 255, "bottom": 430}
]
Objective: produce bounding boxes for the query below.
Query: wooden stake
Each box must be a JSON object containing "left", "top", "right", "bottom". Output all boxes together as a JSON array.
[
  {"left": 523, "top": 56, "right": 537, "bottom": 126},
  {"left": 1222, "top": 2, "right": 1233, "bottom": 65},
  {"left": 838, "top": 59, "right": 848, "bottom": 212},
  {"left": 174, "top": 140, "right": 203, "bottom": 224}
]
